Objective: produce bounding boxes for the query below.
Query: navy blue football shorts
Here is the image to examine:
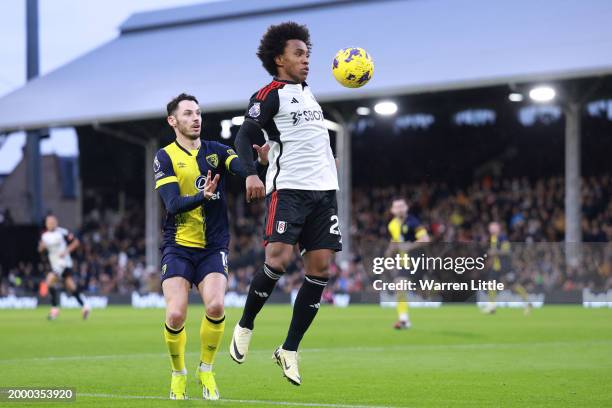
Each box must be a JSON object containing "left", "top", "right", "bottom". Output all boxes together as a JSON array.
[{"left": 160, "top": 245, "right": 228, "bottom": 286}]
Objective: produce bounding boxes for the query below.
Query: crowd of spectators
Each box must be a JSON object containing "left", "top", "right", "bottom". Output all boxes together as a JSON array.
[{"left": 1, "top": 174, "right": 610, "bottom": 297}]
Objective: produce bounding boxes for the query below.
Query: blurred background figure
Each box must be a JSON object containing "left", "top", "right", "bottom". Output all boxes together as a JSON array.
[{"left": 38, "top": 214, "right": 89, "bottom": 320}]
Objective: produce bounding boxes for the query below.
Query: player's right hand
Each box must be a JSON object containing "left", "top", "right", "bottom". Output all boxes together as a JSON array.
[
  {"left": 245, "top": 175, "right": 265, "bottom": 203},
  {"left": 202, "top": 170, "right": 220, "bottom": 200}
]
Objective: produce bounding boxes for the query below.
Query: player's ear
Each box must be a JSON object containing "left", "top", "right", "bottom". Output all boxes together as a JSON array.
[
  {"left": 167, "top": 115, "right": 177, "bottom": 127},
  {"left": 274, "top": 54, "right": 284, "bottom": 69}
]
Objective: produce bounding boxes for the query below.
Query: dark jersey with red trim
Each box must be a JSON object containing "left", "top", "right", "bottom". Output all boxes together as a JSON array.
[{"left": 243, "top": 79, "right": 338, "bottom": 194}]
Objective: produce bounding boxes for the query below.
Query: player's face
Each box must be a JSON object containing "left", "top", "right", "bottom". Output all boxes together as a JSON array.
[
  {"left": 277, "top": 39, "right": 309, "bottom": 83},
  {"left": 489, "top": 222, "right": 500, "bottom": 236},
  {"left": 169, "top": 100, "right": 202, "bottom": 140},
  {"left": 391, "top": 200, "right": 408, "bottom": 218},
  {"left": 45, "top": 215, "right": 58, "bottom": 230}
]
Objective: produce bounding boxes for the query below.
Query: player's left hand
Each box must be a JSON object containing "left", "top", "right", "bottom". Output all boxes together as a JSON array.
[
  {"left": 253, "top": 143, "right": 270, "bottom": 166},
  {"left": 202, "top": 170, "right": 220, "bottom": 200}
]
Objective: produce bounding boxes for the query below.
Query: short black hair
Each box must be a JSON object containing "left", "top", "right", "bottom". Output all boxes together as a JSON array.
[
  {"left": 257, "top": 21, "right": 312, "bottom": 76},
  {"left": 166, "top": 93, "right": 199, "bottom": 116}
]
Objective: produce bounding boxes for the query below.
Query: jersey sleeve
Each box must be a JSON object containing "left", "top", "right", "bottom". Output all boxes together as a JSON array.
[
  {"left": 212, "top": 142, "right": 239, "bottom": 173},
  {"left": 60, "top": 228, "right": 77, "bottom": 243},
  {"left": 244, "top": 89, "right": 279, "bottom": 128},
  {"left": 154, "top": 149, "right": 177, "bottom": 189}
]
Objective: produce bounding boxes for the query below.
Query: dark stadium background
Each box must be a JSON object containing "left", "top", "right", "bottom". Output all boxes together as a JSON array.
[{"left": 0, "top": 0, "right": 610, "bottom": 301}]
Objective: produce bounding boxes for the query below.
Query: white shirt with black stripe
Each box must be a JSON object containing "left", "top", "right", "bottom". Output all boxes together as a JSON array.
[{"left": 244, "top": 79, "right": 339, "bottom": 195}]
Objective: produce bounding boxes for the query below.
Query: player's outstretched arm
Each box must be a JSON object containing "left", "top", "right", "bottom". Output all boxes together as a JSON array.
[
  {"left": 66, "top": 234, "right": 80, "bottom": 253},
  {"left": 158, "top": 183, "right": 206, "bottom": 214},
  {"left": 228, "top": 143, "right": 269, "bottom": 179},
  {"left": 157, "top": 171, "right": 218, "bottom": 214},
  {"left": 235, "top": 120, "right": 265, "bottom": 202}
]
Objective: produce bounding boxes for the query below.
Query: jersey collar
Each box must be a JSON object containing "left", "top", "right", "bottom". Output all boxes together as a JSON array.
[
  {"left": 273, "top": 77, "right": 308, "bottom": 88},
  {"left": 174, "top": 140, "right": 200, "bottom": 156}
]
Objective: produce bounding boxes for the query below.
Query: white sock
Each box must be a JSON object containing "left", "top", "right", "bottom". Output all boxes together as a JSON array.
[{"left": 199, "top": 362, "right": 213, "bottom": 372}]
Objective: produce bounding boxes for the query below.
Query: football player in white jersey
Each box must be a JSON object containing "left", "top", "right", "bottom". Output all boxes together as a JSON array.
[
  {"left": 38, "top": 215, "right": 89, "bottom": 320},
  {"left": 230, "top": 22, "right": 341, "bottom": 386}
]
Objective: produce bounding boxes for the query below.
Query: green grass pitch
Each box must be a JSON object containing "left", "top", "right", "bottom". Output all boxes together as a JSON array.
[{"left": 1, "top": 305, "right": 611, "bottom": 407}]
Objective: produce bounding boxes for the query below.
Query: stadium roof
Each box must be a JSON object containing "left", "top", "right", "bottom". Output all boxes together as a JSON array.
[{"left": 2, "top": 0, "right": 612, "bottom": 132}]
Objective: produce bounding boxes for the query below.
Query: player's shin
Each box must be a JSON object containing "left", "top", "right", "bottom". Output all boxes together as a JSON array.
[
  {"left": 282, "top": 275, "right": 328, "bottom": 351},
  {"left": 49, "top": 286, "right": 59, "bottom": 307},
  {"left": 164, "top": 324, "right": 187, "bottom": 372},
  {"left": 199, "top": 314, "right": 225, "bottom": 370},
  {"left": 239, "top": 263, "right": 283, "bottom": 329},
  {"left": 72, "top": 289, "right": 85, "bottom": 306},
  {"left": 396, "top": 291, "right": 409, "bottom": 322}
]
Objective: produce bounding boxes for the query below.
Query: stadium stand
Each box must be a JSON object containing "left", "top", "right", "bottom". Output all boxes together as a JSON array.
[{"left": 1, "top": 174, "right": 609, "bottom": 297}]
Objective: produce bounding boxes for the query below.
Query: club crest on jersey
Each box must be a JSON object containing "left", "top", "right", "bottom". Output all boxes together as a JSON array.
[
  {"left": 276, "top": 221, "right": 287, "bottom": 234},
  {"left": 249, "top": 102, "right": 261, "bottom": 118},
  {"left": 206, "top": 154, "right": 219, "bottom": 168}
]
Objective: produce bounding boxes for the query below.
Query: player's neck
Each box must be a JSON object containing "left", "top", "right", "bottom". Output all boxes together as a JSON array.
[
  {"left": 275, "top": 73, "right": 300, "bottom": 84},
  {"left": 176, "top": 133, "right": 201, "bottom": 151}
]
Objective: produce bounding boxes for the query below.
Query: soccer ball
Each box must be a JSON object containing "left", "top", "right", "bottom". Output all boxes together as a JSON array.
[{"left": 332, "top": 47, "right": 374, "bottom": 88}]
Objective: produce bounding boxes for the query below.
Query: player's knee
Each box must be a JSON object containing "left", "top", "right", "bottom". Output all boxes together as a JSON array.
[
  {"left": 206, "top": 301, "right": 224, "bottom": 319},
  {"left": 266, "top": 246, "right": 293, "bottom": 271},
  {"left": 167, "top": 310, "right": 186, "bottom": 328},
  {"left": 305, "top": 251, "right": 332, "bottom": 276},
  {"left": 266, "top": 258, "right": 287, "bottom": 273},
  {"left": 306, "top": 263, "right": 330, "bottom": 278}
]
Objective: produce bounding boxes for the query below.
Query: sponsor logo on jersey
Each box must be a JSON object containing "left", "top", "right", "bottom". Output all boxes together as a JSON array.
[
  {"left": 195, "top": 175, "right": 207, "bottom": 190},
  {"left": 248, "top": 102, "right": 261, "bottom": 118},
  {"left": 291, "top": 97, "right": 299, "bottom": 103},
  {"left": 206, "top": 154, "right": 219, "bottom": 168},
  {"left": 162, "top": 264, "right": 167, "bottom": 275},
  {"left": 195, "top": 174, "right": 220, "bottom": 200},
  {"left": 226, "top": 148, "right": 236, "bottom": 156},
  {"left": 177, "top": 161, "right": 187, "bottom": 168},
  {"left": 290, "top": 109, "right": 324, "bottom": 126},
  {"left": 155, "top": 171, "right": 165, "bottom": 180},
  {"left": 153, "top": 157, "right": 161, "bottom": 172},
  {"left": 276, "top": 221, "right": 287, "bottom": 234}
]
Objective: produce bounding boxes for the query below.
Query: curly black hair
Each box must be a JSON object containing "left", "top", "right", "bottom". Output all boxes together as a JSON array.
[{"left": 257, "top": 21, "right": 312, "bottom": 76}]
